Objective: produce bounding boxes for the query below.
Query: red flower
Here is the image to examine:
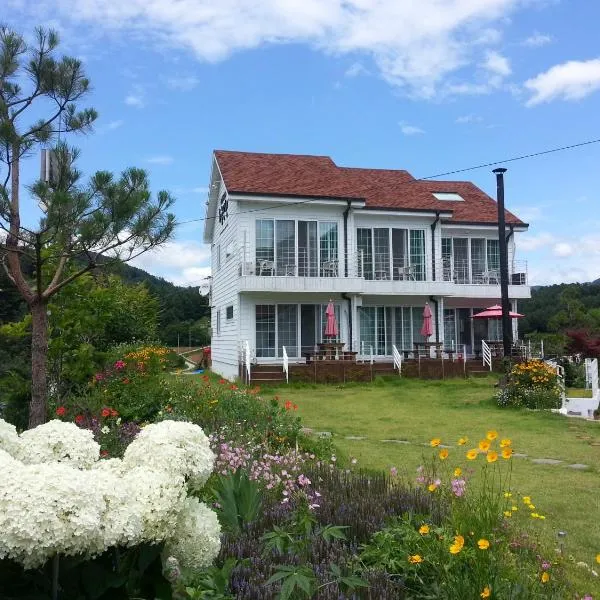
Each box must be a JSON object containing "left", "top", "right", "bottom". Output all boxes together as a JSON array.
[
  {"left": 110, "top": 409, "right": 119, "bottom": 417},
  {"left": 101, "top": 408, "right": 111, "bottom": 418},
  {"left": 55, "top": 406, "right": 67, "bottom": 417},
  {"left": 75, "top": 414, "right": 84, "bottom": 425},
  {"left": 230, "top": 384, "right": 238, "bottom": 391},
  {"left": 100, "top": 450, "right": 109, "bottom": 458},
  {"left": 122, "top": 378, "right": 130, "bottom": 384},
  {"left": 114, "top": 360, "right": 126, "bottom": 370},
  {"left": 219, "top": 379, "right": 226, "bottom": 385},
  {"left": 285, "top": 400, "right": 293, "bottom": 411},
  {"left": 293, "top": 403, "right": 298, "bottom": 411},
  {"left": 202, "top": 375, "right": 210, "bottom": 382}
]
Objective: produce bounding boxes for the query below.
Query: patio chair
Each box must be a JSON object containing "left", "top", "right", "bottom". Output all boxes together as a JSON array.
[
  {"left": 321, "top": 260, "right": 338, "bottom": 277},
  {"left": 257, "top": 259, "right": 275, "bottom": 276},
  {"left": 397, "top": 265, "right": 415, "bottom": 281}
]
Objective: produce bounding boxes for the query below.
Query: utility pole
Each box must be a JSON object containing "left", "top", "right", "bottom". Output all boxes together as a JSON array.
[{"left": 493, "top": 167, "right": 512, "bottom": 358}]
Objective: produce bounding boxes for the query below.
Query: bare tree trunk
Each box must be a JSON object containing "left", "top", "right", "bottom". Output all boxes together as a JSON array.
[{"left": 29, "top": 300, "right": 49, "bottom": 428}]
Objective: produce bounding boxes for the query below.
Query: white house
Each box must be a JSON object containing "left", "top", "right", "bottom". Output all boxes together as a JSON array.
[{"left": 202, "top": 150, "right": 530, "bottom": 380}]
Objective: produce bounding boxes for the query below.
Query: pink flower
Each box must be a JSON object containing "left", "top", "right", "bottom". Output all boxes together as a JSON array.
[
  {"left": 94, "top": 373, "right": 104, "bottom": 382},
  {"left": 451, "top": 478, "right": 467, "bottom": 497},
  {"left": 298, "top": 474, "right": 311, "bottom": 487},
  {"left": 114, "top": 360, "right": 126, "bottom": 370},
  {"left": 390, "top": 467, "right": 398, "bottom": 477}
]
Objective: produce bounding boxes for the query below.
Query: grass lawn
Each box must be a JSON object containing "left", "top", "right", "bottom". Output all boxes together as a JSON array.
[
  {"left": 263, "top": 376, "right": 600, "bottom": 595},
  {"left": 567, "top": 387, "right": 594, "bottom": 398}
]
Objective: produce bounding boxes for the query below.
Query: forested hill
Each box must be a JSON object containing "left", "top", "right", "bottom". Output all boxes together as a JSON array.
[
  {"left": 0, "top": 260, "right": 210, "bottom": 346},
  {"left": 520, "top": 281, "right": 600, "bottom": 334}
]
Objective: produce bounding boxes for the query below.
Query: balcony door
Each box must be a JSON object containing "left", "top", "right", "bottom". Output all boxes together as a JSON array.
[{"left": 298, "top": 221, "right": 318, "bottom": 277}]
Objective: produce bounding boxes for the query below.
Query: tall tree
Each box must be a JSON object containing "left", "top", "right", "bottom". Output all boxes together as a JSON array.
[{"left": 0, "top": 27, "right": 176, "bottom": 427}]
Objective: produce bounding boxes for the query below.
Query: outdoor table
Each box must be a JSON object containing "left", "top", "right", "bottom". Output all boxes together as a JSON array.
[
  {"left": 317, "top": 342, "right": 345, "bottom": 360},
  {"left": 413, "top": 342, "right": 444, "bottom": 358}
]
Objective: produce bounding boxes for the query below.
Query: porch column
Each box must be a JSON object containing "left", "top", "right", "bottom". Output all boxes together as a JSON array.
[{"left": 511, "top": 300, "right": 519, "bottom": 341}]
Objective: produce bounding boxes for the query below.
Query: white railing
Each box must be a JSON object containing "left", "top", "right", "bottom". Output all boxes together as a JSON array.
[
  {"left": 585, "top": 358, "right": 598, "bottom": 396},
  {"left": 392, "top": 344, "right": 402, "bottom": 375},
  {"left": 238, "top": 245, "right": 528, "bottom": 286},
  {"left": 244, "top": 340, "right": 251, "bottom": 384},
  {"left": 282, "top": 346, "right": 289, "bottom": 384},
  {"left": 369, "top": 345, "right": 374, "bottom": 366},
  {"left": 481, "top": 340, "right": 492, "bottom": 371}
]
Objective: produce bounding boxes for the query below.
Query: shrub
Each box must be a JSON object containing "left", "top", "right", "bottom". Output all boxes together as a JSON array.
[{"left": 496, "top": 360, "right": 562, "bottom": 409}]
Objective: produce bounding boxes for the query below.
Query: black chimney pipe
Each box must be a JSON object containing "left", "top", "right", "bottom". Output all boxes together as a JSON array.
[{"left": 493, "top": 168, "right": 512, "bottom": 358}]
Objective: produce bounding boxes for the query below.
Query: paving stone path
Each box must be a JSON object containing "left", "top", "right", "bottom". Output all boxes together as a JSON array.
[{"left": 332, "top": 434, "right": 590, "bottom": 470}]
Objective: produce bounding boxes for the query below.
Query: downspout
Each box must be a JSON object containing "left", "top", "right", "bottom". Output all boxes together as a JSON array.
[
  {"left": 343, "top": 199, "right": 351, "bottom": 278},
  {"left": 429, "top": 296, "right": 440, "bottom": 343},
  {"left": 342, "top": 200, "right": 353, "bottom": 351},
  {"left": 342, "top": 293, "right": 353, "bottom": 352},
  {"left": 505, "top": 225, "right": 515, "bottom": 283},
  {"left": 430, "top": 211, "right": 441, "bottom": 281}
]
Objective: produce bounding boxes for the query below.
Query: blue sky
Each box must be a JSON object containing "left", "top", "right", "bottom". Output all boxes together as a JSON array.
[{"left": 5, "top": 0, "right": 600, "bottom": 286}]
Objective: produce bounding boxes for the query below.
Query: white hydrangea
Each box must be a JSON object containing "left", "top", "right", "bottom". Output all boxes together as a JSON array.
[
  {"left": 16, "top": 419, "right": 99, "bottom": 469},
  {"left": 163, "top": 498, "right": 221, "bottom": 571},
  {"left": 0, "top": 418, "right": 22, "bottom": 457},
  {"left": 124, "top": 420, "right": 215, "bottom": 491},
  {"left": 0, "top": 418, "right": 220, "bottom": 570}
]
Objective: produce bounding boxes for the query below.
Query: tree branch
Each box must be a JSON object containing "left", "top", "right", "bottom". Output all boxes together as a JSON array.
[{"left": 42, "top": 261, "right": 95, "bottom": 299}]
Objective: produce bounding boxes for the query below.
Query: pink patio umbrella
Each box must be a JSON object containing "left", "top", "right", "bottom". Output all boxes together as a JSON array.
[
  {"left": 324, "top": 300, "right": 339, "bottom": 338},
  {"left": 420, "top": 303, "right": 434, "bottom": 339},
  {"left": 472, "top": 305, "right": 524, "bottom": 319}
]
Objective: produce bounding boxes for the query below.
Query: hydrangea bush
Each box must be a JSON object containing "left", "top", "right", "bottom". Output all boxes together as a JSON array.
[{"left": 0, "top": 418, "right": 220, "bottom": 572}]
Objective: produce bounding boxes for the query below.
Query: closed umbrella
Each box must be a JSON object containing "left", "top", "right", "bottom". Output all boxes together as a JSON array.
[
  {"left": 324, "top": 300, "right": 339, "bottom": 338},
  {"left": 420, "top": 303, "right": 433, "bottom": 339}
]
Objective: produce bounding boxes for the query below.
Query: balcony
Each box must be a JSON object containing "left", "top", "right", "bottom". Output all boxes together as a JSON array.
[{"left": 236, "top": 251, "right": 529, "bottom": 297}]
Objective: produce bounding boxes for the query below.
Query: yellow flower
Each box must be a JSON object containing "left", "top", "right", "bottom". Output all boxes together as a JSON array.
[
  {"left": 522, "top": 496, "right": 532, "bottom": 504},
  {"left": 458, "top": 437, "right": 468, "bottom": 446},
  {"left": 541, "top": 572, "right": 550, "bottom": 583},
  {"left": 596, "top": 554, "right": 600, "bottom": 564},
  {"left": 500, "top": 438, "right": 512, "bottom": 447},
  {"left": 449, "top": 535, "right": 465, "bottom": 554},
  {"left": 504, "top": 491, "right": 512, "bottom": 498},
  {"left": 481, "top": 586, "right": 491, "bottom": 598},
  {"left": 503, "top": 511, "right": 512, "bottom": 518},
  {"left": 419, "top": 524, "right": 430, "bottom": 535},
  {"left": 487, "top": 451, "right": 498, "bottom": 463},
  {"left": 479, "top": 440, "right": 491, "bottom": 452},
  {"left": 512, "top": 506, "right": 518, "bottom": 511},
  {"left": 538, "top": 515, "right": 546, "bottom": 520},
  {"left": 486, "top": 430, "right": 498, "bottom": 441},
  {"left": 531, "top": 512, "right": 539, "bottom": 519},
  {"left": 428, "top": 483, "right": 437, "bottom": 492},
  {"left": 408, "top": 554, "right": 423, "bottom": 564},
  {"left": 501, "top": 448, "right": 513, "bottom": 459},
  {"left": 466, "top": 449, "right": 479, "bottom": 460},
  {"left": 454, "top": 467, "right": 462, "bottom": 477},
  {"left": 478, "top": 539, "right": 490, "bottom": 550},
  {"left": 430, "top": 438, "right": 441, "bottom": 447},
  {"left": 439, "top": 449, "right": 449, "bottom": 460},
  {"left": 527, "top": 504, "right": 536, "bottom": 510}
]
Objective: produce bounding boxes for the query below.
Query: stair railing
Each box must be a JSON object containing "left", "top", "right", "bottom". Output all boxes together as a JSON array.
[
  {"left": 282, "top": 346, "right": 289, "bottom": 384},
  {"left": 481, "top": 340, "right": 492, "bottom": 371},
  {"left": 369, "top": 346, "right": 374, "bottom": 366},
  {"left": 392, "top": 344, "right": 402, "bottom": 375},
  {"left": 244, "top": 340, "right": 251, "bottom": 384}
]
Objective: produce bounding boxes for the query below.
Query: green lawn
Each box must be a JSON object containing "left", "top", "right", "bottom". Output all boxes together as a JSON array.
[
  {"left": 567, "top": 387, "right": 594, "bottom": 398},
  {"left": 264, "top": 377, "right": 600, "bottom": 595}
]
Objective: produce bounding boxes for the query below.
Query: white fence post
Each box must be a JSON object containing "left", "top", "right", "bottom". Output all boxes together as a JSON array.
[{"left": 282, "top": 346, "right": 289, "bottom": 384}]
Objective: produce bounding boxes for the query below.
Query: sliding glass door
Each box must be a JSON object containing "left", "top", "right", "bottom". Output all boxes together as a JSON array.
[
  {"left": 359, "top": 306, "right": 427, "bottom": 354},
  {"left": 298, "top": 221, "right": 318, "bottom": 277},
  {"left": 442, "top": 237, "right": 501, "bottom": 284}
]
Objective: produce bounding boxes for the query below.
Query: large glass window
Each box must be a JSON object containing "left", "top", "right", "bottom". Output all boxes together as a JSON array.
[
  {"left": 319, "top": 222, "right": 339, "bottom": 276},
  {"left": 357, "top": 227, "right": 425, "bottom": 281},
  {"left": 256, "top": 305, "right": 275, "bottom": 357},
  {"left": 443, "top": 309, "right": 457, "bottom": 350},
  {"left": 471, "top": 238, "right": 486, "bottom": 282},
  {"left": 275, "top": 220, "right": 295, "bottom": 276},
  {"left": 277, "top": 304, "right": 298, "bottom": 357},
  {"left": 298, "top": 221, "right": 318, "bottom": 277},
  {"left": 256, "top": 220, "right": 274, "bottom": 275},
  {"left": 487, "top": 239, "right": 500, "bottom": 271}
]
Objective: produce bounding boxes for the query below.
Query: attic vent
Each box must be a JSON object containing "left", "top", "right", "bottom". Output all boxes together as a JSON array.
[{"left": 432, "top": 192, "right": 464, "bottom": 201}]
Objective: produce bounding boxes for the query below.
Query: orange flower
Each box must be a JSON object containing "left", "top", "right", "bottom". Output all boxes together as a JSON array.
[
  {"left": 454, "top": 467, "right": 462, "bottom": 477},
  {"left": 477, "top": 539, "right": 490, "bottom": 550},
  {"left": 486, "top": 430, "right": 498, "bottom": 441},
  {"left": 500, "top": 438, "right": 512, "bottom": 448},
  {"left": 487, "top": 451, "right": 498, "bottom": 463},
  {"left": 480, "top": 587, "right": 491, "bottom": 598},
  {"left": 466, "top": 449, "right": 478, "bottom": 460},
  {"left": 501, "top": 448, "right": 513, "bottom": 459},
  {"left": 541, "top": 572, "right": 550, "bottom": 583},
  {"left": 439, "top": 449, "right": 449, "bottom": 460},
  {"left": 479, "top": 440, "right": 491, "bottom": 452},
  {"left": 430, "top": 438, "right": 441, "bottom": 447},
  {"left": 458, "top": 437, "right": 468, "bottom": 445}
]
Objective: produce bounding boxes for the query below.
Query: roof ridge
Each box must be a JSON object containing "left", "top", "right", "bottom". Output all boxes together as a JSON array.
[{"left": 214, "top": 149, "right": 334, "bottom": 161}]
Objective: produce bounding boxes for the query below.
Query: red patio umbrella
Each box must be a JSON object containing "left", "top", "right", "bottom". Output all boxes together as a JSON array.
[
  {"left": 420, "top": 303, "right": 434, "bottom": 339},
  {"left": 324, "top": 300, "right": 339, "bottom": 338},
  {"left": 472, "top": 305, "right": 524, "bottom": 319}
]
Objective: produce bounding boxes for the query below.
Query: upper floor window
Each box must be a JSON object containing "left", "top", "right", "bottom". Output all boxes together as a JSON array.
[
  {"left": 255, "top": 219, "right": 338, "bottom": 277},
  {"left": 442, "top": 237, "right": 499, "bottom": 284},
  {"left": 356, "top": 227, "right": 426, "bottom": 281}
]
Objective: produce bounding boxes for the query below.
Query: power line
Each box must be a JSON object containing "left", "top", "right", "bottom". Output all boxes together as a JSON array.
[{"left": 175, "top": 136, "right": 600, "bottom": 227}]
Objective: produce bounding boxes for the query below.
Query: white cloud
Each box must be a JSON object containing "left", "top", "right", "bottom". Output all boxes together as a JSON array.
[
  {"left": 125, "top": 93, "right": 145, "bottom": 108},
  {"left": 147, "top": 155, "right": 174, "bottom": 165},
  {"left": 25, "top": 0, "right": 535, "bottom": 99},
  {"left": 525, "top": 58, "right": 600, "bottom": 106},
  {"left": 106, "top": 119, "right": 124, "bottom": 130},
  {"left": 553, "top": 242, "right": 574, "bottom": 257},
  {"left": 483, "top": 50, "right": 511, "bottom": 77},
  {"left": 455, "top": 114, "right": 483, "bottom": 124},
  {"left": 165, "top": 75, "right": 200, "bottom": 91},
  {"left": 521, "top": 32, "right": 552, "bottom": 47},
  {"left": 399, "top": 122, "right": 424, "bottom": 135},
  {"left": 129, "top": 239, "right": 211, "bottom": 285},
  {"left": 345, "top": 62, "right": 369, "bottom": 77},
  {"left": 517, "top": 232, "right": 555, "bottom": 251}
]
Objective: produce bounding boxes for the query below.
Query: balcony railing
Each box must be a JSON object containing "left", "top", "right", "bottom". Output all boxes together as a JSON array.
[{"left": 237, "top": 250, "right": 528, "bottom": 286}]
